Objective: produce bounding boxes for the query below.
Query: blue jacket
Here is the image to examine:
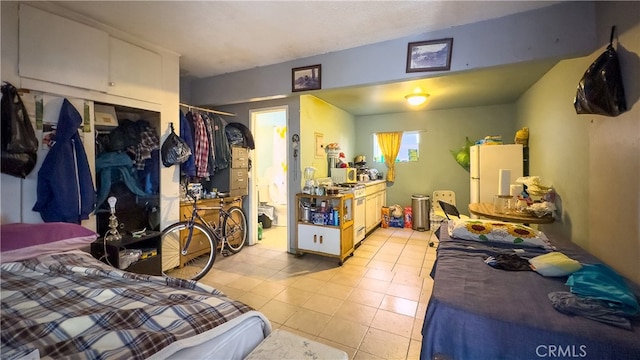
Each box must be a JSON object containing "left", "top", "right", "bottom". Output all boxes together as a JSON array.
[{"left": 33, "top": 99, "right": 96, "bottom": 223}]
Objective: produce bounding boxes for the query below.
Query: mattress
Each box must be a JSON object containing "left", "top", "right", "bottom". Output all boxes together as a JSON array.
[
  {"left": 421, "top": 223, "right": 640, "bottom": 360},
  {"left": 1, "top": 250, "right": 270, "bottom": 360}
]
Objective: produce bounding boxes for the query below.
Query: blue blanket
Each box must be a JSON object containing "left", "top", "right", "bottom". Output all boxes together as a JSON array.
[{"left": 421, "top": 223, "right": 640, "bottom": 360}]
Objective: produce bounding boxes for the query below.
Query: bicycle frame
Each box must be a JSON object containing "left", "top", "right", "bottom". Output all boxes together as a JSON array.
[{"left": 180, "top": 195, "right": 235, "bottom": 255}]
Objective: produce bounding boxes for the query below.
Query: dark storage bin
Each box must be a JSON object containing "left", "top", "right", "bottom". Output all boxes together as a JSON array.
[{"left": 259, "top": 214, "right": 272, "bottom": 228}]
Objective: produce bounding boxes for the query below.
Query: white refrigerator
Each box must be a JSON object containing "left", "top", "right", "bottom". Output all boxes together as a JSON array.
[{"left": 470, "top": 144, "right": 523, "bottom": 203}]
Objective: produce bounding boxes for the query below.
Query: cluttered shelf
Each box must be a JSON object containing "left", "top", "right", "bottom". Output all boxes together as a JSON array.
[{"left": 468, "top": 202, "right": 554, "bottom": 224}]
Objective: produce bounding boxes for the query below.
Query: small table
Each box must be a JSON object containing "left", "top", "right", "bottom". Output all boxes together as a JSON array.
[{"left": 468, "top": 203, "right": 554, "bottom": 224}]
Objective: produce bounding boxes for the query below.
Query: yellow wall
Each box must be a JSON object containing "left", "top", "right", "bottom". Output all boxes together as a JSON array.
[{"left": 300, "top": 95, "right": 356, "bottom": 181}]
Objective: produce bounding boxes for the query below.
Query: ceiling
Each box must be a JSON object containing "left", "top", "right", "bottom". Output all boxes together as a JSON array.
[{"left": 49, "top": 1, "right": 562, "bottom": 115}]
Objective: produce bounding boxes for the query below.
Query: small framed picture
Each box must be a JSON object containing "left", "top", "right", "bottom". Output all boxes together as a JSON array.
[
  {"left": 292, "top": 64, "right": 322, "bottom": 92},
  {"left": 406, "top": 38, "right": 453, "bottom": 73}
]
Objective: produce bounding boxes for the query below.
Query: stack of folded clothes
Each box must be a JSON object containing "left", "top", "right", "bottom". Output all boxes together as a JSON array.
[{"left": 548, "top": 264, "right": 640, "bottom": 329}]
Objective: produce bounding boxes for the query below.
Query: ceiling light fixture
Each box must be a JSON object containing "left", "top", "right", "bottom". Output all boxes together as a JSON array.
[{"left": 405, "top": 93, "right": 429, "bottom": 106}]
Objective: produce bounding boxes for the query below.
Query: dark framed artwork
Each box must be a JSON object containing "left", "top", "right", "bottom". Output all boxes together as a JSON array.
[
  {"left": 292, "top": 64, "right": 322, "bottom": 92},
  {"left": 406, "top": 38, "right": 453, "bottom": 73}
]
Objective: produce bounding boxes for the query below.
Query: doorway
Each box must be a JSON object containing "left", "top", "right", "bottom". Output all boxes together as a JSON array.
[{"left": 250, "top": 106, "right": 288, "bottom": 251}]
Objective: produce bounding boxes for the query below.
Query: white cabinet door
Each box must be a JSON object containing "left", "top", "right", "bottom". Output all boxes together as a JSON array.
[
  {"left": 365, "top": 194, "right": 376, "bottom": 232},
  {"left": 108, "top": 37, "right": 162, "bottom": 103},
  {"left": 19, "top": 4, "right": 109, "bottom": 92},
  {"left": 298, "top": 224, "right": 340, "bottom": 255}
]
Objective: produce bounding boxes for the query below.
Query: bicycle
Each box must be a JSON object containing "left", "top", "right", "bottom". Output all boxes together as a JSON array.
[{"left": 161, "top": 190, "right": 247, "bottom": 281}]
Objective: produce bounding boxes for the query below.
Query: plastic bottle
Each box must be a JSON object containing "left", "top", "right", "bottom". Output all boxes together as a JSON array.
[{"left": 258, "top": 222, "right": 263, "bottom": 240}]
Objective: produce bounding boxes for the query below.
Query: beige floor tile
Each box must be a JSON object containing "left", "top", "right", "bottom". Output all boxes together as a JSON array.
[
  {"left": 412, "top": 317, "right": 424, "bottom": 341},
  {"left": 283, "top": 308, "right": 332, "bottom": 336},
  {"left": 334, "top": 301, "right": 377, "bottom": 326},
  {"left": 364, "top": 268, "right": 395, "bottom": 282},
  {"left": 393, "top": 264, "right": 422, "bottom": 276},
  {"left": 379, "top": 294, "right": 418, "bottom": 317},
  {"left": 212, "top": 284, "right": 246, "bottom": 299},
  {"left": 236, "top": 292, "right": 271, "bottom": 310},
  {"left": 347, "top": 288, "right": 385, "bottom": 308},
  {"left": 366, "top": 259, "right": 394, "bottom": 271},
  {"left": 372, "top": 252, "right": 400, "bottom": 263},
  {"left": 392, "top": 272, "right": 424, "bottom": 287},
  {"left": 290, "top": 276, "right": 327, "bottom": 292},
  {"left": 339, "top": 263, "right": 369, "bottom": 276},
  {"left": 249, "top": 281, "right": 287, "bottom": 299},
  {"left": 202, "top": 269, "right": 242, "bottom": 285},
  {"left": 397, "top": 256, "right": 424, "bottom": 267},
  {"left": 370, "top": 309, "right": 414, "bottom": 338},
  {"left": 354, "top": 350, "right": 385, "bottom": 360},
  {"left": 357, "top": 244, "right": 381, "bottom": 253},
  {"left": 415, "top": 302, "right": 428, "bottom": 320},
  {"left": 359, "top": 327, "right": 410, "bottom": 360},
  {"left": 273, "top": 286, "right": 314, "bottom": 306},
  {"left": 278, "top": 325, "right": 317, "bottom": 340},
  {"left": 321, "top": 282, "right": 355, "bottom": 300},
  {"left": 330, "top": 272, "right": 362, "bottom": 287},
  {"left": 303, "top": 267, "right": 339, "bottom": 281},
  {"left": 302, "top": 293, "right": 344, "bottom": 315},
  {"left": 260, "top": 299, "right": 298, "bottom": 324},
  {"left": 344, "top": 256, "right": 370, "bottom": 267},
  {"left": 225, "top": 275, "right": 264, "bottom": 292},
  {"left": 353, "top": 249, "right": 376, "bottom": 259},
  {"left": 313, "top": 338, "right": 357, "bottom": 360},
  {"left": 387, "top": 236, "right": 408, "bottom": 244},
  {"left": 407, "top": 339, "right": 422, "bottom": 360},
  {"left": 318, "top": 317, "right": 368, "bottom": 349},
  {"left": 267, "top": 271, "right": 300, "bottom": 286},
  {"left": 386, "top": 282, "right": 422, "bottom": 302},
  {"left": 357, "top": 277, "right": 391, "bottom": 294}
]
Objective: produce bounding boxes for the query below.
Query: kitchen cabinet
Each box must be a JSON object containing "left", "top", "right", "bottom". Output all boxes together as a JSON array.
[
  {"left": 19, "top": 4, "right": 162, "bottom": 104},
  {"left": 295, "top": 193, "right": 354, "bottom": 265},
  {"left": 364, "top": 181, "right": 387, "bottom": 234}
]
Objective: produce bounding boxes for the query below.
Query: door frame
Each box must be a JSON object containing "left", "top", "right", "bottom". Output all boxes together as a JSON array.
[{"left": 249, "top": 105, "right": 289, "bottom": 246}]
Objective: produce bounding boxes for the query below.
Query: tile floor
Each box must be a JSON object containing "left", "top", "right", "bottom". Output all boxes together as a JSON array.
[{"left": 199, "top": 225, "right": 439, "bottom": 360}]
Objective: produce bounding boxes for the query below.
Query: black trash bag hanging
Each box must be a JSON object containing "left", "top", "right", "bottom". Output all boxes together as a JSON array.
[
  {"left": 1, "top": 82, "right": 38, "bottom": 178},
  {"left": 161, "top": 122, "right": 192, "bottom": 167},
  {"left": 574, "top": 26, "right": 627, "bottom": 117}
]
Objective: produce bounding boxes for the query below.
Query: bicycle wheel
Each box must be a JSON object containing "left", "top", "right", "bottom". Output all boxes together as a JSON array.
[
  {"left": 161, "top": 221, "right": 217, "bottom": 281},
  {"left": 222, "top": 206, "right": 247, "bottom": 254}
]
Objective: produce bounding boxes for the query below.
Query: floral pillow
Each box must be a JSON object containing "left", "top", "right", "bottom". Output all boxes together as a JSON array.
[{"left": 447, "top": 218, "right": 554, "bottom": 249}]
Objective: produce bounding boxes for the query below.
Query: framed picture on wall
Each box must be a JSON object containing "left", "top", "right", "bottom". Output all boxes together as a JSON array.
[
  {"left": 292, "top": 64, "right": 322, "bottom": 92},
  {"left": 406, "top": 38, "right": 453, "bottom": 72}
]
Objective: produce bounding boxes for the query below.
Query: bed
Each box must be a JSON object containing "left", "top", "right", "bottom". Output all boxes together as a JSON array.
[
  {"left": 421, "top": 220, "right": 640, "bottom": 360},
  {"left": 0, "top": 222, "right": 271, "bottom": 360}
]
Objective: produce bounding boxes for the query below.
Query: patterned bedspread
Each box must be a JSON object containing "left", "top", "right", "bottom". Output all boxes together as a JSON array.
[{"left": 1, "top": 250, "right": 255, "bottom": 360}]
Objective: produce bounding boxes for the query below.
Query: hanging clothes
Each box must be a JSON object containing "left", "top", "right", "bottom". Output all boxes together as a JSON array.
[
  {"left": 192, "top": 112, "right": 210, "bottom": 178},
  {"left": 211, "top": 114, "right": 231, "bottom": 172},
  {"left": 33, "top": 99, "right": 96, "bottom": 223},
  {"left": 201, "top": 113, "right": 217, "bottom": 177},
  {"left": 179, "top": 110, "right": 196, "bottom": 178}
]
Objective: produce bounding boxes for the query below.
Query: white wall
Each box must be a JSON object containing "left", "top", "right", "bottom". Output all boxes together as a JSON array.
[{"left": 1, "top": 2, "right": 182, "bottom": 229}]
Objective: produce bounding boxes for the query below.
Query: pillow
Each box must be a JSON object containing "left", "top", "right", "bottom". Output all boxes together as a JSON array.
[
  {"left": 529, "top": 252, "right": 582, "bottom": 277},
  {"left": 448, "top": 218, "right": 553, "bottom": 249},
  {"left": 1, "top": 222, "right": 98, "bottom": 263}
]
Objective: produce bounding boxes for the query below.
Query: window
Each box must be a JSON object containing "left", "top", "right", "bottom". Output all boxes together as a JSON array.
[{"left": 373, "top": 131, "right": 420, "bottom": 162}]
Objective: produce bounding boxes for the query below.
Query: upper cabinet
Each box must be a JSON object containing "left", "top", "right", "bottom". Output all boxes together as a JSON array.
[
  {"left": 18, "top": 4, "right": 162, "bottom": 104},
  {"left": 108, "top": 37, "right": 162, "bottom": 102},
  {"left": 19, "top": 4, "right": 109, "bottom": 92}
]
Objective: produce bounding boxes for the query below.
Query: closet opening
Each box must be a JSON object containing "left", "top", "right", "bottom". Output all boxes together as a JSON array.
[
  {"left": 94, "top": 103, "right": 161, "bottom": 236},
  {"left": 250, "top": 106, "right": 289, "bottom": 252}
]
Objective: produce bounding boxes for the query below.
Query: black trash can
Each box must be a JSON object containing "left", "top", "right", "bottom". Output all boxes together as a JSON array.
[{"left": 258, "top": 213, "right": 272, "bottom": 228}]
